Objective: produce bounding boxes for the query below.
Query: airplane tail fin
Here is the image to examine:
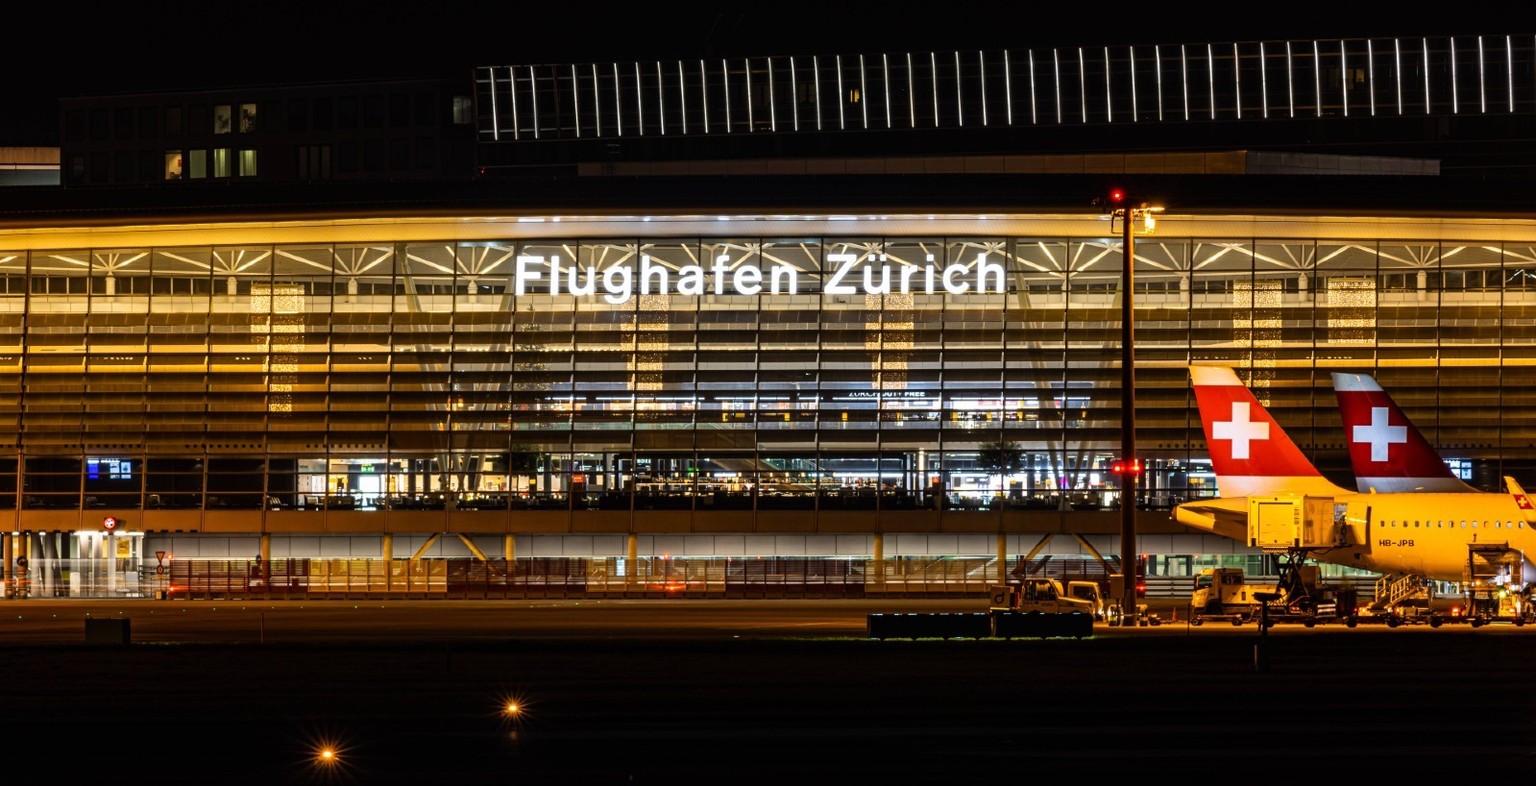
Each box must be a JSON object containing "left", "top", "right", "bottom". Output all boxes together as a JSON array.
[
  {"left": 1331, "top": 372, "right": 1480, "bottom": 493},
  {"left": 1190, "top": 365, "right": 1351, "bottom": 499}
]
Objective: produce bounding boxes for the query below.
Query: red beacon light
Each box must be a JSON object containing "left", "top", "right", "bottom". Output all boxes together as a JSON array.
[
  {"left": 1109, "top": 458, "right": 1143, "bottom": 476},
  {"left": 1108, "top": 187, "right": 1127, "bottom": 205}
]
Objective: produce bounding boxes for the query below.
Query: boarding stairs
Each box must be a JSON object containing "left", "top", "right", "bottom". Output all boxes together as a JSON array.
[{"left": 1369, "top": 573, "right": 1429, "bottom": 613}]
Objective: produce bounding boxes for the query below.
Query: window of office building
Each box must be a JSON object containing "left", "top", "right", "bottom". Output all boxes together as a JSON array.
[
  {"left": 238, "top": 149, "right": 257, "bottom": 177},
  {"left": 114, "top": 107, "right": 134, "bottom": 140},
  {"left": 138, "top": 106, "right": 158, "bottom": 138},
  {"left": 213, "top": 148, "right": 231, "bottom": 178},
  {"left": 337, "top": 97, "right": 358, "bottom": 129},
  {"left": 188, "top": 149, "right": 207, "bottom": 179},
  {"left": 214, "top": 104, "right": 233, "bottom": 134},
  {"left": 239, "top": 103, "right": 257, "bottom": 133},
  {"left": 287, "top": 98, "right": 308, "bottom": 132},
  {"left": 452, "top": 96, "right": 472, "bottom": 124},
  {"left": 164, "top": 105, "right": 183, "bottom": 136},
  {"left": 164, "top": 152, "right": 183, "bottom": 180},
  {"left": 297, "top": 145, "right": 331, "bottom": 180}
]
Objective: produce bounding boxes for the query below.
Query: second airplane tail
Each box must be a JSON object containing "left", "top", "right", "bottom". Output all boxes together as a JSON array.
[
  {"left": 1331, "top": 372, "right": 1480, "bottom": 493},
  {"left": 1190, "top": 365, "right": 1352, "bottom": 499}
]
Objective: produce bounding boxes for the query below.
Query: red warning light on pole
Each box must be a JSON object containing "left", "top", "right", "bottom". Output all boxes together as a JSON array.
[
  {"left": 1108, "top": 187, "right": 1127, "bottom": 205},
  {"left": 1109, "top": 459, "right": 1143, "bottom": 476}
]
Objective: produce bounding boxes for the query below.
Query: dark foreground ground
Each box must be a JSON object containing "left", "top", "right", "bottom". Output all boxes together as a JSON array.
[{"left": 3, "top": 599, "right": 1533, "bottom": 783}]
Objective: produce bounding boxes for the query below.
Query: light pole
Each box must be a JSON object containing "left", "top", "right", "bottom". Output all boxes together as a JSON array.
[{"left": 1106, "top": 188, "right": 1161, "bottom": 625}]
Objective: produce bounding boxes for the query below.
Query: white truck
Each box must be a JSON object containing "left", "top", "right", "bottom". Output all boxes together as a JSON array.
[
  {"left": 1188, "top": 567, "right": 1280, "bottom": 626},
  {"left": 989, "top": 578, "right": 1099, "bottom": 615}
]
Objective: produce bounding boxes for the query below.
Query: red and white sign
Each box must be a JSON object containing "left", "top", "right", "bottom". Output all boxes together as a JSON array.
[{"left": 102, "top": 516, "right": 118, "bottom": 531}]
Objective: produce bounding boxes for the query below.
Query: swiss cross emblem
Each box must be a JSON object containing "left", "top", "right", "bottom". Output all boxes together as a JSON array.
[{"left": 1517, "top": 495, "right": 1533, "bottom": 511}]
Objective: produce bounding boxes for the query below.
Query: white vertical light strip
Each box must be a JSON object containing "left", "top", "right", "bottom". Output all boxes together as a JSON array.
[
  {"left": 1367, "top": 40, "right": 1376, "bottom": 116},
  {"left": 1286, "top": 42, "right": 1294, "bottom": 118},
  {"left": 861, "top": 54, "right": 870, "bottom": 128},
  {"left": 1477, "top": 35, "right": 1486, "bottom": 113},
  {"left": 613, "top": 63, "right": 623, "bottom": 136},
  {"left": 677, "top": 61, "right": 687, "bottom": 134},
  {"left": 1339, "top": 40, "right": 1348, "bottom": 118},
  {"left": 906, "top": 53, "right": 916, "bottom": 128},
  {"left": 1129, "top": 46, "right": 1137, "bottom": 122},
  {"left": 930, "top": 52, "right": 939, "bottom": 127},
  {"left": 1312, "top": 41, "right": 1321, "bottom": 118},
  {"left": 1181, "top": 44, "right": 1190, "bottom": 120},
  {"left": 838, "top": 55, "right": 847, "bottom": 130},
  {"left": 1259, "top": 42, "right": 1268, "bottom": 118},
  {"left": 635, "top": 63, "right": 645, "bottom": 132},
  {"left": 723, "top": 59, "right": 732, "bottom": 132},
  {"left": 1053, "top": 49, "right": 1062, "bottom": 124},
  {"left": 592, "top": 64, "right": 601, "bottom": 136},
  {"left": 1394, "top": 39, "right": 1403, "bottom": 115},
  {"left": 1156, "top": 45, "right": 1164, "bottom": 120},
  {"left": 1028, "top": 50, "right": 1037, "bottom": 124},
  {"left": 1451, "top": 37, "right": 1459, "bottom": 114},
  {"left": 1077, "top": 47, "right": 1087, "bottom": 123},
  {"left": 745, "top": 58, "right": 754, "bottom": 131},
  {"left": 955, "top": 51, "right": 965, "bottom": 127},
  {"left": 700, "top": 60, "right": 710, "bottom": 134},
  {"left": 1206, "top": 43, "right": 1215, "bottom": 119},
  {"left": 657, "top": 62, "right": 666, "bottom": 135},
  {"left": 1507, "top": 35, "right": 1515, "bottom": 112},
  {"left": 1233, "top": 43, "right": 1241, "bottom": 119},
  {"left": 1004, "top": 50, "right": 1014, "bottom": 125},
  {"left": 510, "top": 66, "right": 521, "bottom": 140},
  {"left": 1103, "top": 47, "right": 1113, "bottom": 122},
  {"left": 789, "top": 57, "right": 799, "bottom": 132},
  {"left": 571, "top": 65, "right": 581, "bottom": 138},
  {"left": 530, "top": 65, "right": 540, "bottom": 138},
  {"left": 1422, "top": 38, "right": 1430, "bottom": 115},
  {"left": 487, "top": 68, "right": 500, "bottom": 141},
  {"left": 883, "top": 53, "right": 892, "bottom": 128},
  {"left": 769, "top": 58, "right": 779, "bottom": 132},
  {"left": 813, "top": 56, "right": 822, "bottom": 131},
  {"left": 978, "top": 51, "right": 987, "bottom": 126}
]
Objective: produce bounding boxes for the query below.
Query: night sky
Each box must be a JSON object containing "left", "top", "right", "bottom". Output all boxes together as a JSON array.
[{"left": 0, "top": 2, "right": 1504, "bottom": 146}]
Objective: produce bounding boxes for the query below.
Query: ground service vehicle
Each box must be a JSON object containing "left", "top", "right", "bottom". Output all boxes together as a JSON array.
[
  {"left": 1188, "top": 568, "right": 1277, "bottom": 625},
  {"left": 989, "top": 578, "right": 1097, "bottom": 615}
]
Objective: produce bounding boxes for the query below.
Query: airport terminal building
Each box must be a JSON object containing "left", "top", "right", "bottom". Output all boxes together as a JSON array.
[{"left": 7, "top": 32, "right": 1536, "bottom": 596}]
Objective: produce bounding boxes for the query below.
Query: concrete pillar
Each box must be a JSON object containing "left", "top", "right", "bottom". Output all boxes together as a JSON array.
[
  {"left": 872, "top": 533, "right": 884, "bottom": 586},
  {"left": 626, "top": 533, "right": 639, "bottom": 589},
  {"left": 997, "top": 532, "right": 1008, "bottom": 584},
  {"left": 504, "top": 533, "right": 515, "bottom": 561},
  {"left": 259, "top": 533, "right": 271, "bottom": 564},
  {"left": 382, "top": 533, "right": 393, "bottom": 591}
]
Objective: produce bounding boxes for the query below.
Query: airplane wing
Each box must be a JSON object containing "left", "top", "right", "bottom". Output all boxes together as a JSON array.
[{"left": 1172, "top": 497, "right": 1249, "bottom": 542}]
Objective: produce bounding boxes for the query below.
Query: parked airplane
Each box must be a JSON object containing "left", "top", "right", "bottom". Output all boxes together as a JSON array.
[
  {"left": 1173, "top": 365, "right": 1536, "bottom": 584},
  {"left": 1330, "top": 371, "right": 1480, "bottom": 493}
]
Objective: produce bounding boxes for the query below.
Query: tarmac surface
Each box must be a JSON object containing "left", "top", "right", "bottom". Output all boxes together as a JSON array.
[{"left": 3, "top": 597, "right": 1533, "bottom": 783}]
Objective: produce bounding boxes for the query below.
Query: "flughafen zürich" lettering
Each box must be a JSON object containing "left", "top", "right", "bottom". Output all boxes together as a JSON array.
[{"left": 513, "top": 253, "right": 1006, "bottom": 304}]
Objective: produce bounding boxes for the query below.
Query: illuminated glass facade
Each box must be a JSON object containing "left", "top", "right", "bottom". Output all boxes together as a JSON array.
[{"left": 4, "top": 214, "right": 1536, "bottom": 536}]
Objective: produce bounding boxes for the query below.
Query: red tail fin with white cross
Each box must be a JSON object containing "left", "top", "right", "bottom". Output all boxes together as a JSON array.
[
  {"left": 1190, "top": 366, "right": 1352, "bottom": 499},
  {"left": 1331, "top": 372, "right": 1480, "bottom": 493}
]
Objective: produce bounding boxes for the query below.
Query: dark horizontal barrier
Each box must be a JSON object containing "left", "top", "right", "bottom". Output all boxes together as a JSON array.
[
  {"left": 991, "top": 611, "right": 1094, "bottom": 639},
  {"left": 866, "top": 612, "right": 994, "bottom": 640}
]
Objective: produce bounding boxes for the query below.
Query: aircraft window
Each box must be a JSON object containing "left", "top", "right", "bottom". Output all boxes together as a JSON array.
[{"left": 1461, "top": 521, "right": 1468, "bottom": 528}]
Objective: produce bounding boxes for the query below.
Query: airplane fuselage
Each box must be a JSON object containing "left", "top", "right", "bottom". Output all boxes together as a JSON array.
[{"left": 1322, "top": 490, "right": 1536, "bottom": 581}]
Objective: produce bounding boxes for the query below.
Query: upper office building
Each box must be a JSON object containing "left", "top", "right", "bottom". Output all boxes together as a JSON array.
[{"left": 57, "top": 77, "right": 475, "bottom": 186}]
